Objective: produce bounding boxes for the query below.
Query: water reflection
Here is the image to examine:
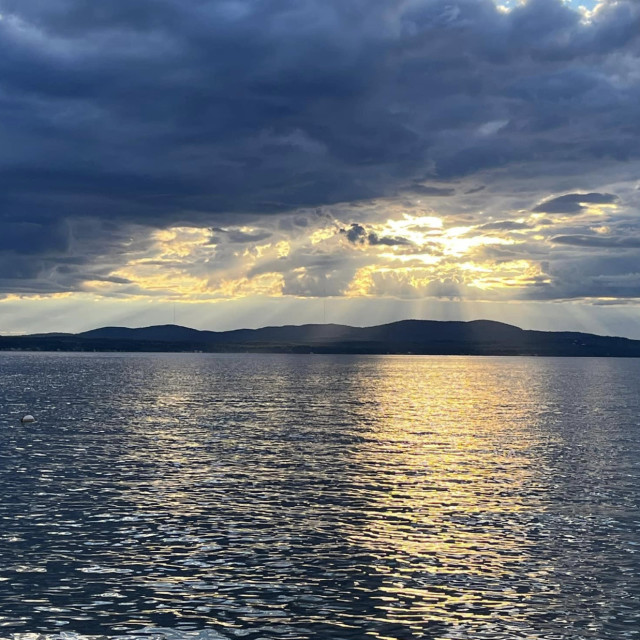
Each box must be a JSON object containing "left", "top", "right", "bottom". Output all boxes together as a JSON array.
[
  {"left": 0, "top": 353, "right": 639, "bottom": 639},
  {"left": 337, "top": 359, "right": 546, "bottom": 638}
]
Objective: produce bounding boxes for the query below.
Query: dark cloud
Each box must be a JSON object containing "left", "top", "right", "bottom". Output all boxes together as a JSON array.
[
  {"left": 1, "top": 0, "right": 640, "bottom": 298},
  {"left": 551, "top": 234, "right": 640, "bottom": 248},
  {"left": 340, "top": 224, "right": 411, "bottom": 247},
  {"left": 281, "top": 270, "right": 352, "bottom": 297},
  {"left": 470, "top": 241, "right": 550, "bottom": 263},
  {"left": 246, "top": 242, "right": 369, "bottom": 297},
  {"left": 342, "top": 224, "right": 368, "bottom": 245},
  {"left": 511, "top": 241, "right": 640, "bottom": 301},
  {"left": 477, "top": 220, "right": 533, "bottom": 231},
  {"left": 406, "top": 184, "right": 456, "bottom": 197},
  {"left": 0, "top": 1, "right": 638, "bottom": 222},
  {"left": 367, "top": 232, "right": 412, "bottom": 247},
  {"left": 0, "top": 221, "right": 70, "bottom": 254},
  {"left": 533, "top": 192, "right": 619, "bottom": 214},
  {"left": 0, "top": 217, "right": 154, "bottom": 294},
  {"left": 526, "top": 274, "right": 640, "bottom": 302},
  {"left": 210, "top": 228, "right": 272, "bottom": 244}
]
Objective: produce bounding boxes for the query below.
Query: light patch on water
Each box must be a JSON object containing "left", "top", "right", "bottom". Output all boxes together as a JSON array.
[
  {"left": 10, "top": 631, "right": 229, "bottom": 640},
  {"left": 1, "top": 353, "right": 640, "bottom": 638}
]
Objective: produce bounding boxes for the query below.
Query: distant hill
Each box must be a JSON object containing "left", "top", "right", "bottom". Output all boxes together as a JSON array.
[
  {"left": 79, "top": 319, "right": 526, "bottom": 346},
  {"left": 80, "top": 325, "right": 211, "bottom": 342},
  {"left": 1, "top": 319, "right": 640, "bottom": 356}
]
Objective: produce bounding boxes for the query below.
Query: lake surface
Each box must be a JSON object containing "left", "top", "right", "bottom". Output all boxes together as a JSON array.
[{"left": 0, "top": 353, "right": 639, "bottom": 640}]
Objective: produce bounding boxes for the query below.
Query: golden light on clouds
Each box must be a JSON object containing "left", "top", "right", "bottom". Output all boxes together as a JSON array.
[
  {"left": 276, "top": 241, "right": 291, "bottom": 257},
  {"left": 212, "top": 273, "right": 284, "bottom": 299},
  {"left": 384, "top": 214, "right": 443, "bottom": 237},
  {"left": 26, "top": 188, "right": 619, "bottom": 309},
  {"left": 64, "top": 211, "right": 548, "bottom": 303},
  {"left": 1, "top": 292, "right": 74, "bottom": 302},
  {"left": 154, "top": 227, "right": 212, "bottom": 258},
  {"left": 309, "top": 228, "right": 336, "bottom": 245},
  {"left": 377, "top": 253, "right": 441, "bottom": 265},
  {"left": 114, "top": 263, "right": 210, "bottom": 297},
  {"left": 582, "top": 203, "right": 618, "bottom": 217},
  {"left": 439, "top": 226, "right": 513, "bottom": 257}
]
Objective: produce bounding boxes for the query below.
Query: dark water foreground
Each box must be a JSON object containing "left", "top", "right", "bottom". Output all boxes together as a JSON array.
[{"left": 0, "top": 353, "right": 639, "bottom": 640}]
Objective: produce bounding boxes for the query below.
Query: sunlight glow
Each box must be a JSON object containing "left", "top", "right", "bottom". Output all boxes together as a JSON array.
[
  {"left": 75, "top": 209, "right": 549, "bottom": 304},
  {"left": 440, "top": 227, "right": 513, "bottom": 257}
]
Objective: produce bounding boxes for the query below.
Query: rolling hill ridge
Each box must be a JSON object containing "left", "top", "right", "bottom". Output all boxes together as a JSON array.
[{"left": 1, "top": 319, "right": 639, "bottom": 357}]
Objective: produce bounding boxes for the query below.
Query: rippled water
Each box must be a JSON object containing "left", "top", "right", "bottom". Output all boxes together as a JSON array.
[{"left": 1, "top": 353, "right": 639, "bottom": 640}]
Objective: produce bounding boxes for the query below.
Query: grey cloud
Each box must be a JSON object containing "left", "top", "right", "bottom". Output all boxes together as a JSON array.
[
  {"left": 366, "top": 273, "right": 483, "bottom": 300},
  {"left": 2, "top": 0, "right": 640, "bottom": 296},
  {"left": 342, "top": 224, "right": 368, "bottom": 245},
  {"left": 406, "top": 184, "right": 456, "bottom": 197},
  {"left": 551, "top": 234, "right": 640, "bottom": 248},
  {"left": 521, "top": 247, "right": 640, "bottom": 301},
  {"left": 340, "top": 224, "right": 412, "bottom": 247},
  {"left": 0, "top": 217, "right": 156, "bottom": 294},
  {"left": 210, "top": 228, "right": 273, "bottom": 244},
  {"left": 471, "top": 242, "right": 550, "bottom": 262},
  {"left": 533, "top": 192, "right": 619, "bottom": 214},
  {"left": 367, "top": 232, "right": 412, "bottom": 247},
  {"left": 82, "top": 275, "right": 133, "bottom": 285},
  {"left": 1, "top": 0, "right": 638, "bottom": 227},
  {"left": 0, "top": 221, "right": 70, "bottom": 254},
  {"left": 477, "top": 221, "right": 533, "bottom": 231},
  {"left": 281, "top": 270, "right": 352, "bottom": 297},
  {"left": 247, "top": 242, "right": 370, "bottom": 297},
  {"left": 553, "top": 254, "right": 640, "bottom": 279},
  {"left": 248, "top": 249, "right": 355, "bottom": 281},
  {"left": 526, "top": 274, "right": 640, "bottom": 302}
]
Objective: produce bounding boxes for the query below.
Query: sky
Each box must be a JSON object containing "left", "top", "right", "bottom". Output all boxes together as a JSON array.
[{"left": 2, "top": 0, "right": 640, "bottom": 337}]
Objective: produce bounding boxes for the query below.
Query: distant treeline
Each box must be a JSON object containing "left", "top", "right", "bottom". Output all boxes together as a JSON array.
[{"left": 2, "top": 319, "right": 640, "bottom": 357}]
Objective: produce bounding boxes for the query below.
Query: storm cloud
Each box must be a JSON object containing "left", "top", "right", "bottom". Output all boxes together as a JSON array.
[
  {"left": 477, "top": 221, "right": 533, "bottom": 232},
  {"left": 340, "top": 224, "right": 412, "bottom": 247},
  {"left": 2, "top": 0, "right": 640, "bottom": 317},
  {"left": 551, "top": 234, "right": 640, "bottom": 248},
  {"left": 533, "top": 193, "right": 619, "bottom": 214}
]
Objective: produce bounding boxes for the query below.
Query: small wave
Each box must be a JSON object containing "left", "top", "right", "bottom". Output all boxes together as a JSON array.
[{"left": 10, "top": 629, "right": 230, "bottom": 640}]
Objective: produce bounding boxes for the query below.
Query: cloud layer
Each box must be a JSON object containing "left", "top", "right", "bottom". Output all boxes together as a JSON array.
[{"left": 1, "top": 0, "right": 640, "bottom": 313}]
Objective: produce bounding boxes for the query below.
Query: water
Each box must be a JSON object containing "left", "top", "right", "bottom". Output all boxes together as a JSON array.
[{"left": 0, "top": 353, "right": 639, "bottom": 640}]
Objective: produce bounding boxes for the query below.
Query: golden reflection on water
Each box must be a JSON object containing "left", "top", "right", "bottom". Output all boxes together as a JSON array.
[
  {"left": 5, "top": 354, "right": 636, "bottom": 638},
  {"left": 341, "top": 358, "right": 553, "bottom": 632},
  {"left": 111, "top": 355, "right": 619, "bottom": 636}
]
